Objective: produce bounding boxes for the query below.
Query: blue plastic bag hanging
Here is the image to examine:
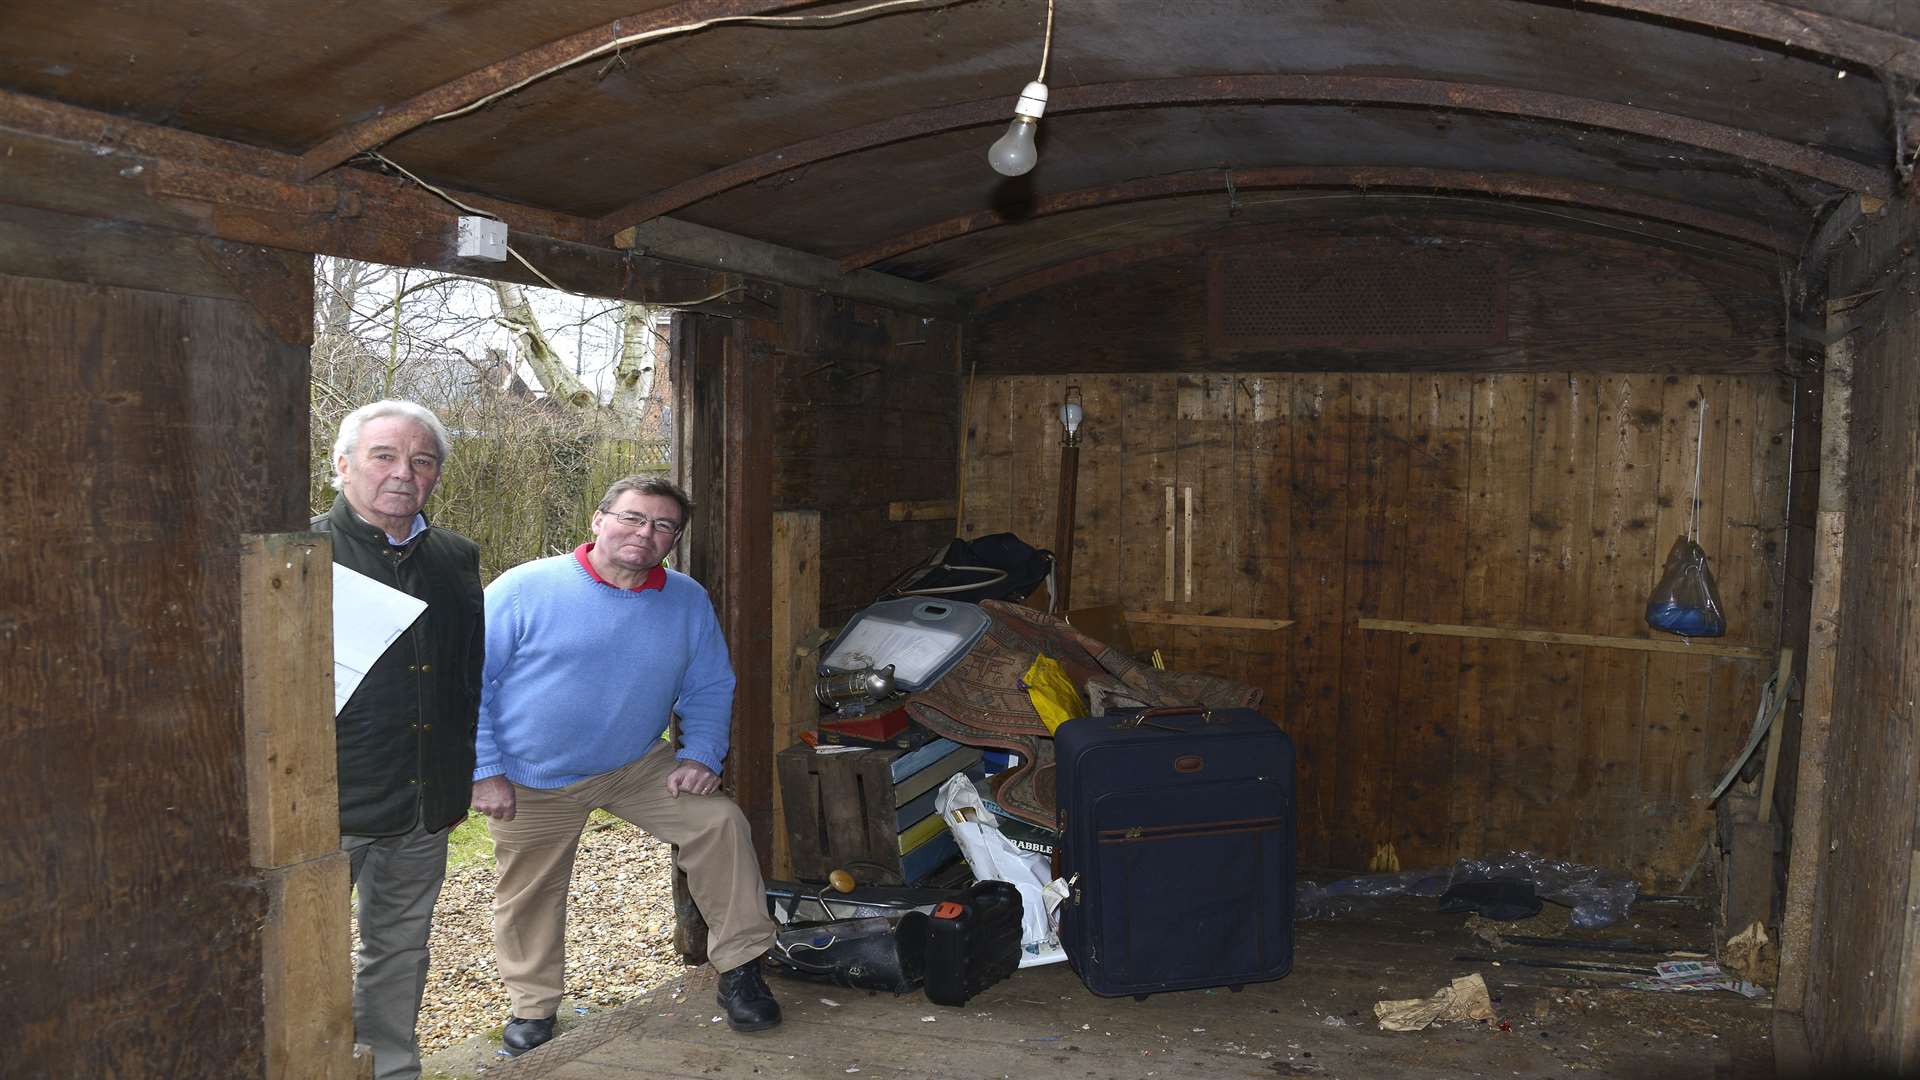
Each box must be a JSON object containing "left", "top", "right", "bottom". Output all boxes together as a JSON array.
[
  {"left": 1646, "top": 536, "right": 1726, "bottom": 637},
  {"left": 1646, "top": 398, "right": 1726, "bottom": 637}
]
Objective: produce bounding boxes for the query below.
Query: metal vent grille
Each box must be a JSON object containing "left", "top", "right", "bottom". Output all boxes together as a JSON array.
[{"left": 1208, "top": 244, "right": 1507, "bottom": 348}]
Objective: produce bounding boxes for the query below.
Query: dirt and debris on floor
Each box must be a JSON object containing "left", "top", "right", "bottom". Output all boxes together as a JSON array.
[{"left": 424, "top": 894, "right": 1771, "bottom": 1080}]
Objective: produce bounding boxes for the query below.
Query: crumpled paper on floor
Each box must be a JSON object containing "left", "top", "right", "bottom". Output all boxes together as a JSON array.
[
  {"left": 1721, "top": 920, "right": 1779, "bottom": 987},
  {"left": 1374, "top": 973, "right": 1498, "bottom": 1031}
]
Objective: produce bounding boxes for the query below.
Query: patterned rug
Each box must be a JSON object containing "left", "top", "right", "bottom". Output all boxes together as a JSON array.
[{"left": 901, "top": 600, "right": 1262, "bottom": 830}]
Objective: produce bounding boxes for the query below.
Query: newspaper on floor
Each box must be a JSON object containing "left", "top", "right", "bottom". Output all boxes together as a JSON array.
[{"left": 1625, "top": 960, "right": 1765, "bottom": 998}]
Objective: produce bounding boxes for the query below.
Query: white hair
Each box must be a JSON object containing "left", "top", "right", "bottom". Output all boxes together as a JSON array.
[{"left": 329, "top": 400, "right": 453, "bottom": 491}]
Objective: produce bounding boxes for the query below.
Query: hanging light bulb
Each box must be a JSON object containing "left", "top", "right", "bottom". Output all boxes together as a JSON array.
[
  {"left": 1058, "top": 385, "right": 1083, "bottom": 446},
  {"left": 988, "top": 81, "right": 1048, "bottom": 177},
  {"left": 987, "top": 0, "right": 1055, "bottom": 177}
]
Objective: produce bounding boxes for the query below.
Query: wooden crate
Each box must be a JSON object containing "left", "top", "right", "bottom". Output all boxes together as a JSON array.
[{"left": 776, "top": 740, "right": 982, "bottom": 885}]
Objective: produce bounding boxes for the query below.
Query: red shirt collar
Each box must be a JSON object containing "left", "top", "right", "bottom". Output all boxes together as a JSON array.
[{"left": 574, "top": 543, "right": 667, "bottom": 592}]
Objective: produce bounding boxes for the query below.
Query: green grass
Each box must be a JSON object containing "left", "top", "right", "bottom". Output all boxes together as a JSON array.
[
  {"left": 447, "top": 809, "right": 628, "bottom": 873},
  {"left": 447, "top": 811, "right": 496, "bottom": 871}
]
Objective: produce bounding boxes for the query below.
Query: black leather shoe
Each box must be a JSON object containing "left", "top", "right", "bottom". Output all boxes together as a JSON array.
[
  {"left": 716, "top": 959, "right": 782, "bottom": 1032},
  {"left": 502, "top": 1015, "right": 555, "bottom": 1056}
]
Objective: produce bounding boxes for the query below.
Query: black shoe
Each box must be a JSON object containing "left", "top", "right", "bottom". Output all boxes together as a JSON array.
[
  {"left": 502, "top": 1015, "right": 555, "bottom": 1056},
  {"left": 716, "top": 959, "right": 782, "bottom": 1032}
]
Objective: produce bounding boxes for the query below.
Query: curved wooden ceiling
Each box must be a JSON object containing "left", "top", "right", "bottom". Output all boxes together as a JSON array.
[{"left": 2, "top": 0, "right": 1910, "bottom": 299}]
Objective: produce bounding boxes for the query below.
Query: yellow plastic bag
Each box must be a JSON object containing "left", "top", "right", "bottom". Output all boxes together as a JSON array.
[{"left": 1023, "top": 653, "right": 1087, "bottom": 734}]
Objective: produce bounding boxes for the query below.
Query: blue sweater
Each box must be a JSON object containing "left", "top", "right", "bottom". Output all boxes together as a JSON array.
[{"left": 475, "top": 554, "right": 736, "bottom": 788}]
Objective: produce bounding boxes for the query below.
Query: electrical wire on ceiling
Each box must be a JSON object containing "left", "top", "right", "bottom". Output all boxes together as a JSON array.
[
  {"left": 432, "top": 0, "right": 974, "bottom": 125},
  {"left": 365, "top": 151, "right": 747, "bottom": 306}
]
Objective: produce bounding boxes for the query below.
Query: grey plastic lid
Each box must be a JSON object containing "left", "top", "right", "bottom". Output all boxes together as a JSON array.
[{"left": 819, "top": 598, "right": 991, "bottom": 692}]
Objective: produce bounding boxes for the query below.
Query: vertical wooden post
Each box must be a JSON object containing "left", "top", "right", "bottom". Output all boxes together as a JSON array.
[
  {"left": 242, "top": 533, "right": 363, "bottom": 1080},
  {"left": 770, "top": 510, "right": 821, "bottom": 881},
  {"left": 1053, "top": 439, "right": 1080, "bottom": 612},
  {"left": 1777, "top": 336, "right": 1853, "bottom": 1016}
]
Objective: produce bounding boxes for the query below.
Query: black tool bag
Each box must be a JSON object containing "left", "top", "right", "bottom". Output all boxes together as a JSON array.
[
  {"left": 879, "top": 533, "right": 1053, "bottom": 605},
  {"left": 924, "top": 881, "right": 1025, "bottom": 1007},
  {"left": 765, "top": 911, "right": 929, "bottom": 993}
]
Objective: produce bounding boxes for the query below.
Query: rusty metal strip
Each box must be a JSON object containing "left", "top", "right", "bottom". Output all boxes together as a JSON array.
[
  {"left": 838, "top": 166, "right": 1787, "bottom": 272},
  {"left": 293, "top": 0, "right": 817, "bottom": 181},
  {"left": 600, "top": 74, "right": 1887, "bottom": 236},
  {"left": 0, "top": 87, "right": 296, "bottom": 179},
  {"left": 1572, "top": 0, "right": 1920, "bottom": 81}
]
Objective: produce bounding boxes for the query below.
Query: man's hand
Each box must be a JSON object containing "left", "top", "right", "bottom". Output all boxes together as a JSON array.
[
  {"left": 666, "top": 761, "right": 720, "bottom": 798},
  {"left": 471, "top": 775, "right": 517, "bottom": 821}
]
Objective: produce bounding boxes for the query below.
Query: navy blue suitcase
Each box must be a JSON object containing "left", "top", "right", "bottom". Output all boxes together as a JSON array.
[{"left": 1055, "top": 705, "right": 1295, "bottom": 998}]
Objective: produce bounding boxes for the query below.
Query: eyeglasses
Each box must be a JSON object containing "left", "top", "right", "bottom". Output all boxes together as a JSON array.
[{"left": 604, "top": 510, "right": 683, "bottom": 535}]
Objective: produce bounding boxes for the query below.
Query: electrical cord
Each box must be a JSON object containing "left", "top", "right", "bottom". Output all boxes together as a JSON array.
[
  {"left": 433, "top": 0, "right": 967, "bottom": 125},
  {"left": 365, "top": 151, "right": 750, "bottom": 306}
]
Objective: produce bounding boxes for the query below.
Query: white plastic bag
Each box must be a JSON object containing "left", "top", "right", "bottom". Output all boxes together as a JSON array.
[{"left": 934, "top": 772, "right": 1067, "bottom": 967}]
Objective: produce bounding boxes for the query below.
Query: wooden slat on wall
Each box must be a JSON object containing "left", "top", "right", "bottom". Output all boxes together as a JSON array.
[
  {"left": 961, "top": 369, "right": 1791, "bottom": 886},
  {"left": 1335, "top": 375, "right": 1409, "bottom": 869},
  {"left": 1287, "top": 376, "right": 1352, "bottom": 869},
  {"left": 1234, "top": 376, "right": 1292, "bottom": 722},
  {"left": 1389, "top": 377, "right": 1471, "bottom": 869},
  {"left": 1461, "top": 376, "right": 1534, "bottom": 861},
  {"left": 1073, "top": 378, "right": 1126, "bottom": 608},
  {"left": 770, "top": 296, "right": 962, "bottom": 628},
  {"left": 1523, "top": 374, "right": 1597, "bottom": 859},
  {"left": 1174, "top": 375, "right": 1236, "bottom": 670},
  {"left": 1572, "top": 375, "right": 1663, "bottom": 866}
]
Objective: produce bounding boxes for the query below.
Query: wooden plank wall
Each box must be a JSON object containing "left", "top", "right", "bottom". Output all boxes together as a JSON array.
[
  {"left": 766, "top": 291, "right": 963, "bottom": 628},
  {"left": 961, "top": 371, "right": 1793, "bottom": 888},
  {"left": 1802, "top": 199, "right": 1920, "bottom": 1070},
  {"left": 0, "top": 265, "right": 312, "bottom": 1076}
]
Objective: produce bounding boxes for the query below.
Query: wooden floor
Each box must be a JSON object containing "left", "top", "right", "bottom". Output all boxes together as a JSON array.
[{"left": 473, "top": 897, "right": 1773, "bottom": 1079}]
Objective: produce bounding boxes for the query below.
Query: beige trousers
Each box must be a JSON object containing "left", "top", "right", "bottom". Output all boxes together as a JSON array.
[{"left": 487, "top": 741, "right": 777, "bottom": 1019}]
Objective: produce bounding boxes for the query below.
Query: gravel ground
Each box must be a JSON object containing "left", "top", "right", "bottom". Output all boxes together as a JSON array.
[{"left": 352, "top": 818, "right": 685, "bottom": 1056}]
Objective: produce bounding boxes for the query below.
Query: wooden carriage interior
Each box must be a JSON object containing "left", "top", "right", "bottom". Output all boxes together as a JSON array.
[{"left": 5, "top": 0, "right": 1920, "bottom": 1074}]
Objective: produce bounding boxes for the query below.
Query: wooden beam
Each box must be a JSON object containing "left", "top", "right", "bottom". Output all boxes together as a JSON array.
[
  {"left": 260, "top": 853, "right": 359, "bottom": 1080},
  {"left": 1126, "top": 612, "right": 1295, "bottom": 632},
  {"left": 241, "top": 534, "right": 339, "bottom": 869},
  {"left": 839, "top": 167, "right": 1788, "bottom": 271},
  {"left": 974, "top": 209, "right": 1777, "bottom": 310},
  {"left": 598, "top": 74, "right": 1886, "bottom": 233},
  {"left": 1358, "top": 617, "right": 1774, "bottom": 659},
  {"left": 888, "top": 499, "right": 957, "bottom": 522},
  {"left": 616, "top": 217, "right": 963, "bottom": 317},
  {"left": 0, "top": 90, "right": 753, "bottom": 312},
  {"left": 1757, "top": 647, "right": 1795, "bottom": 824},
  {"left": 769, "top": 510, "right": 822, "bottom": 881},
  {"left": 1778, "top": 335, "right": 1855, "bottom": 1015},
  {"left": 1572, "top": 0, "right": 1920, "bottom": 82}
]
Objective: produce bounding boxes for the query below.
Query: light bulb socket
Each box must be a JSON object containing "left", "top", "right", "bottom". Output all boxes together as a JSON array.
[{"left": 1013, "top": 80, "right": 1049, "bottom": 120}]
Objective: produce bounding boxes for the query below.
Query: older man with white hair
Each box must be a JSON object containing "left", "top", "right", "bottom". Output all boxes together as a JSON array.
[{"left": 315, "top": 399, "right": 484, "bottom": 1080}]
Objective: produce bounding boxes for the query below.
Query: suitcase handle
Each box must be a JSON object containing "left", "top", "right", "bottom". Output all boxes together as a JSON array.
[{"left": 1113, "top": 705, "right": 1214, "bottom": 729}]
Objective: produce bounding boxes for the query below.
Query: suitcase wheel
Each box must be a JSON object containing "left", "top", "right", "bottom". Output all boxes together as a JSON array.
[
  {"left": 1132, "top": 994, "right": 1149, "bottom": 1002},
  {"left": 1228, "top": 984, "right": 1244, "bottom": 993}
]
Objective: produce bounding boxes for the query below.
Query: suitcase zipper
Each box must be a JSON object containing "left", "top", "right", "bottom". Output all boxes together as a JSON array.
[{"left": 1097, "top": 816, "right": 1285, "bottom": 843}]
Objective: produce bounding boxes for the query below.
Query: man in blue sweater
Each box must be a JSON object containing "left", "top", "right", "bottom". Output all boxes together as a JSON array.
[{"left": 471, "top": 476, "right": 780, "bottom": 1056}]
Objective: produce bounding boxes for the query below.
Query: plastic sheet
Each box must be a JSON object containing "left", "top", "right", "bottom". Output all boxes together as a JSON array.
[
  {"left": 1295, "top": 851, "right": 1637, "bottom": 929},
  {"left": 1449, "top": 852, "right": 1638, "bottom": 929}
]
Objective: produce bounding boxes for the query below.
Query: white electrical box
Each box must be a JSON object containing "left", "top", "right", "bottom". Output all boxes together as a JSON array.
[{"left": 456, "top": 215, "right": 508, "bottom": 262}]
